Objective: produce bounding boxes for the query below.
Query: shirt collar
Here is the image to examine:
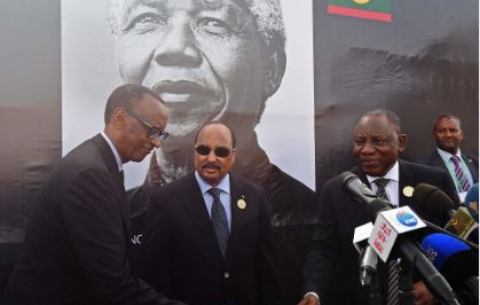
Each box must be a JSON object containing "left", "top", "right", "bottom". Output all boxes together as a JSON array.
[
  {"left": 437, "top": 147, "right": 462, "bottom": 163},
  {"left": 366, "top": 161, "right": 400, "bottom": 184},
  {"left": 195, "top": 171, "right": 231, "bottom": 195},
  {"left": 100, "top": 132, "right": 123, "bottom": 172}
]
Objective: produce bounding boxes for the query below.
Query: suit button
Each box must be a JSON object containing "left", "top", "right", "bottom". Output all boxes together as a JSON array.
[{"left": 224, "top": 272, "right": 229, "bottom": 279}]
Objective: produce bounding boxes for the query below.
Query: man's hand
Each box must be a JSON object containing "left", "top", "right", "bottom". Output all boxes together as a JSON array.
[
  {"left": 296, "top": 293, "right": 320, "bottom": 305},
  {"left": 413, "top": 281, "right": 436, "bottom": 305}
]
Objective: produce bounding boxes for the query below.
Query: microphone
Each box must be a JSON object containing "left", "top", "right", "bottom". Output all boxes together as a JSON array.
[
  {"left": 421, "top": 233, "right": 478, "bottom": 282},
  {"left": 353, "top": 223, "right": 378, "bottom": 287},
  {"left": 413, "top": 183, "right": 479, "bottom": 243},
  {"left": 464, "top": 183, "right": 479, "bottom": 222},
  {"left": 341, "top": 172, "right": 384, "bottom": 287},
  {"left": 359, "top": 244, "right": 378, "bottom": 287},
  {"left": 421, "top": 233, "right": 479, "bottom": 305},
  {"left": 341, "top": 172, "right": 461, "bottom": 305}
]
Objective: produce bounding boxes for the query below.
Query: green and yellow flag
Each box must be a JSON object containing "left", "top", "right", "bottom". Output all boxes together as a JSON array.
[{"left": 327, "top": 0, "right": 392, "bottom": 23}]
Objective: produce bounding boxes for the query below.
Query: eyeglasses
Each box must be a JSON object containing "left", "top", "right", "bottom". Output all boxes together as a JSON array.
[
  {"left": 125, "top": 109, "right": 169, "bottom": 141},
  {"left": 195, "top": 145, "right": 234, "bottom": 158}
]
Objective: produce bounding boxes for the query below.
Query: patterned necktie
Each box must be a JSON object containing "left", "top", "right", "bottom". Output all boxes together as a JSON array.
[
  {"left": 208, "top": 188, "right": 229, "bottom": 258},
  {"left": 374, "top": 179, "right": 398, "bottom": 305},
  {"left": 374, "top": 178, "right": 389, "bottom": 201},
  {"left": 451, "top": 156, "right": 471, "bottom": 192}
]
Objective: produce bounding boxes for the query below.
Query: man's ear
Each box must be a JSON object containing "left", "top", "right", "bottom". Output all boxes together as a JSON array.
[
  {"left": 398, "top": 133, "right": 408, "bottom": 153},
  {"left": 112, "top": 108, "right": 128, "bottom": 129},
  {"left": 263, "top": 48, "right": 286, "bottom": 98}
]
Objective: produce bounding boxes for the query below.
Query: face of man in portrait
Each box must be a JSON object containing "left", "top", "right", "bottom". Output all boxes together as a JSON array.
[{"left": 111, "top": 0, "right": 285, "bottom": 147}]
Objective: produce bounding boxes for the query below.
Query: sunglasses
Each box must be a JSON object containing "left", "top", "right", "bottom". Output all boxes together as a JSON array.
[
  {"left": 195, "top": 145, "right": 234, "bottom": 158},
  {"left": 125, "top": 109, "right": 169, "bottom": 141}
]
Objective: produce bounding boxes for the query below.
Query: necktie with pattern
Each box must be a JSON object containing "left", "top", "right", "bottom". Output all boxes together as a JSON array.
[
  {"left": 374, "top": 178, "right": 398, "bottom": 305},
  {"left": 451, "top": 156, "right": 471, "bottom": 192},
  {"left": 208, "top": 188, "right": 229, "bottom": 258}
]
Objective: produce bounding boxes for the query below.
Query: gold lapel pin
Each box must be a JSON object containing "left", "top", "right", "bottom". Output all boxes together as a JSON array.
[
  {"left": 403, "top": 186, "right": 414, "bottom": 198},
  {"left": 237, "top": 196, "right": 247, "bottom": 210}
]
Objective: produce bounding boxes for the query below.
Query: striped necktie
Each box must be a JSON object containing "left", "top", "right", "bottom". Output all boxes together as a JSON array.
[
  {"left": 374, "top": 179, "right": 398, "bottom": 305},
  {"left": 451, "top": 156, "right": 471, "bottom": 192}
]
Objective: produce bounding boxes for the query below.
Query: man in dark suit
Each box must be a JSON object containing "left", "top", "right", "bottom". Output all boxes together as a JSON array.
[
  {"left": 417, "top": 114, "right": 479, "bottom": 202},
  {"left": 135, "top": 122, "right": 283, "bottom": 305},
  {"left": 298, "top": 110, "right": 459, "bottom": 305},
  {"left": 3, "top": 84, "right": 187, "bottom": 305}
]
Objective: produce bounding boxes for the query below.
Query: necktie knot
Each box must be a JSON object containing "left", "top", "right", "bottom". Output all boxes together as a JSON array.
[
  {"left": 451, "top": 155, "right": 461, "bottom": 164},
  {"left": 374, "top": 178, "right": 389, "bottom": 189},
  {"left": 208, "top": 187, "right": 222, "bottom": 199}
]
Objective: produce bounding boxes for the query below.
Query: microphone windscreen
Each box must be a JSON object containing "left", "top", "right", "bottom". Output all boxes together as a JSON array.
[
  {"left": 464, "top": 183, "right": 479, "bottom": 222},
  {"left": 421, "top": 233, "right": 478, "bottom": 283},
  {"left": 413, "top": 183, "right": 455, "bottom": 221}
]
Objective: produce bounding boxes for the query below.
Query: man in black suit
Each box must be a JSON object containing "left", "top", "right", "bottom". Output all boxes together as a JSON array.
[
  {"left": 135, "top": 122, "right": 283, "bottom": 305},
  {"left": 298, "top": 110, "right": 459, "bottom": 305},
  {"left": 3, "top": 84, "right": 187, "bottom": 305},
  {"left": 417, "top": 114, "right": 479, "bottom": 202}
]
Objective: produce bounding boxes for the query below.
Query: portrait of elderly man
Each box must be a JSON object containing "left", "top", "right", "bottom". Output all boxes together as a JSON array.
[
  {"left": 62, "top": 0, "right": 315, "bottom": 302},
  {"left": 107, "top": 0, "right": 317, "bottom": 226}
]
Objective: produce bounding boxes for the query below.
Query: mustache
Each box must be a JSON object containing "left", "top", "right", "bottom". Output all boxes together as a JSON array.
[{"left": 202, "top": 162, "right": 221, "bottom": 170}]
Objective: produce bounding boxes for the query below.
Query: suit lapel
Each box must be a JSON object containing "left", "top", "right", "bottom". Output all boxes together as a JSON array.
[
  {"left": 92, "top": 134, "right": 132, "bottom": 237},
  {"left": 398, "top": 160, "right": 416, "bottom": 207},
  {"left": 179, "top": 174, "right": 225, "bottom": 261},
  {"left": 463, "top": 154, "right": 479, "bottom": 182}
]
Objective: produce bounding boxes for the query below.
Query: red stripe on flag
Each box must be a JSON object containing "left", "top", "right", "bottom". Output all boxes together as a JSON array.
[{"left": 327, "top": 4, "right": 392, "bottom": 23}]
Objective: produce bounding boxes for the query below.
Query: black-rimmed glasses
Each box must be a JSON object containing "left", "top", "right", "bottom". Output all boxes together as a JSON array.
[
  {"left": 195, "top": 145, "right": 234, "bottom": 158},
  {"left": 125, "top": 109, "right": 169, "bottom": 141}
]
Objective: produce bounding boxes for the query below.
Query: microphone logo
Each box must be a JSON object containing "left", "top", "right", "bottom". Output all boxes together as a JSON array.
[
  {"left": 396, "top": 210, "right": 418, "bottom": 227},
  {"left": 422, "top": 245, "right": 439, "bottom": 262}
]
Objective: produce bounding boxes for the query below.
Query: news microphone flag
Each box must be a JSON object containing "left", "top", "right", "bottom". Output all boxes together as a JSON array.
[
  {"left": 444, "top": 206, "right": 479, "bottom": 241},
  {"left": 327, "top": 0, "right": 392, "bottom": 23},
  {"left": 368, "top": 206, "right": 426, "bottom": 262}
]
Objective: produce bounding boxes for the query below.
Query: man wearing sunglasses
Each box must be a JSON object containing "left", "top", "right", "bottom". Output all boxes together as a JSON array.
[
  {"left": 135, "top": 122, "right": 283, "bottom": 305},
  {"left": 108, "top": 1, "right": 317, "bottom": 301},
  {"left": 4, "top": 84, "right": 187, "bottom": 305}
]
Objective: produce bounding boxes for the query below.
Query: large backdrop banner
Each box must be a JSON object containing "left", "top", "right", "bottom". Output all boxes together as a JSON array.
[{"left": 0, "top": 0, "right": 478, "bottom": 302}]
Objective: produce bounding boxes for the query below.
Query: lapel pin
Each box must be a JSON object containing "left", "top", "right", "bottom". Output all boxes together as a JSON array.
[
  {"left": 237, "top": 196, "right": 247, "bottom": 210},
  {"left": 403, "top": 186, "right": 414, "bottom": 198}
]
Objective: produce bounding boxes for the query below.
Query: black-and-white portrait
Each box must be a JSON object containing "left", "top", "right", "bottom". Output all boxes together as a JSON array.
[{"left": 62, "top": 0, "right": 316, "bottom": 224}]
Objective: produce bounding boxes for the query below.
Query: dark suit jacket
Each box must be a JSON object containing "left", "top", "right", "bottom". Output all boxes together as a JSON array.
[
  {"left": 135, "top": 172, "right": 283, "bottom": 305},
  {"left": 302, "top": 160, "right": 459, "bottom": 305},
  {"left": 417, "top": 150, "right": 479, "bottom": 187},
  {"left": 3, "top": 134, "right": 183, "bottom": 305}
]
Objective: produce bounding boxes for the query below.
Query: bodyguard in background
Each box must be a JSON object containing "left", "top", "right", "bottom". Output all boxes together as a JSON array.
[
  {"left": 417, "top": 114, "right": 478, "bottom": 202},
  {"left": 299, "top": 110, "right": 459, "bottom": 305},
  {"left": 3, "top": 84, "right": 186, "bottom": 305},
  {"left": 135, "top": 122, "right": 283, "bottom": 305}
]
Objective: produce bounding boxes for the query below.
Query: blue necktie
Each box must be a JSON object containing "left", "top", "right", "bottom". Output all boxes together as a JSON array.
[{"left": 208, "top": 188, "right": 229, "bottom": 258}]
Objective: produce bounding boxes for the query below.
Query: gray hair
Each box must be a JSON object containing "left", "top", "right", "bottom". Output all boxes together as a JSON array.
[{"left": 107, "top": 0, "right": 285, "bottom": 49}]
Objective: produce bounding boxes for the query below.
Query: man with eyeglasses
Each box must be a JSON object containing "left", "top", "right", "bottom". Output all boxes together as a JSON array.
[
  {"left": 3, "top": 84, "right": 187, "bottom": 305},
  {"left": 134, "top": 122, "right": 283, "bottom": 305},
  {"left": 108, "top": 1, "right": 317, "bottom": 301}
]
